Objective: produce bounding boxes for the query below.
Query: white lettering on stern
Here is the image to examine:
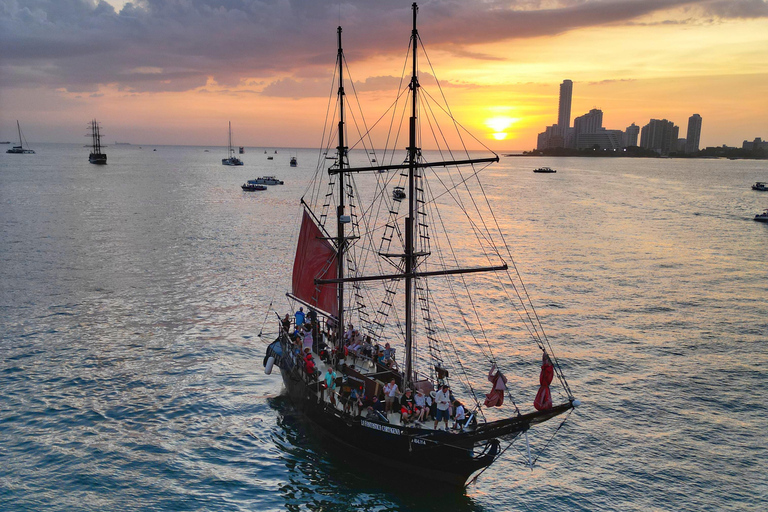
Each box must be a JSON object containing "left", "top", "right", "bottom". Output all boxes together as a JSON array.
[{"left": 361, "top": 420, "right": 401, "bottom": 435}]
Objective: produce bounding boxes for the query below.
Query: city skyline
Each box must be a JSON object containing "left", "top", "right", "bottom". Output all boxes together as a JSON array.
[
  {"left": 536, "top": 80, "right": 712, "bottom": 155},
  {"left": 1, "top": 1, "right": 767, "bottom": 149}
]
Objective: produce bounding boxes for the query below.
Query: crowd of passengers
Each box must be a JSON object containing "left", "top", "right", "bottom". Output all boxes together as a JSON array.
[{"left": 283, "top": 307, "right": 469, "bottom": 431}]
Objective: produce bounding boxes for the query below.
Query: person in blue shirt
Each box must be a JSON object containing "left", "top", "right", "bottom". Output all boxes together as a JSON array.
[{"left": 294, "top": 307, "right": 305, "bottom": 328}]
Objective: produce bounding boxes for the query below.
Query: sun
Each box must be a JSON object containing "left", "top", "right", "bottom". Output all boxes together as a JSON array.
[{"left": 485, "top": 116, "right": 519, "bottom": 142}]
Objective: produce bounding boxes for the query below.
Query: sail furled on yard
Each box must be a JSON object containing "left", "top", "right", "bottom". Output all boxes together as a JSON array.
[
  {"left": 292, "top": 209, "right": 339, "bottom": 316},
  {"left": 533, "top": 353, "right": 554, "bottom": 411}
]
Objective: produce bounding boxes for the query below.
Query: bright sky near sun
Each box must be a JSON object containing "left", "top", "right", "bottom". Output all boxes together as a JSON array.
[{"left": 1, "top": 0, "right": 767, "bottom": 149}]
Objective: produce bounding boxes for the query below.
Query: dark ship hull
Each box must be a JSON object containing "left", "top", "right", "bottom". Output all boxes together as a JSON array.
[
  {"left": 89, "top": 152, "right": 107, "bottom": 164},
  {"left": 266, "top": 338, "right": 573, "bottom": 486}
]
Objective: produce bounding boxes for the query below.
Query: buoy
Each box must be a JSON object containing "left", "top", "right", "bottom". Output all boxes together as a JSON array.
[
  {"left": 572, "top": 399, "right": 581, "bottom": 407},
  {"left": 265, "top": 356, "right": 275, "bottom": 375}
]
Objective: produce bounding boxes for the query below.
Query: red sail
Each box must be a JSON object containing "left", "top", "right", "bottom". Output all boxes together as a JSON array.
[
  {"left": 292, "top": 210, "right": 338, "bottom": 316},
  {"left": 533, "top": 354, "right": 554, "bottom": 411}
]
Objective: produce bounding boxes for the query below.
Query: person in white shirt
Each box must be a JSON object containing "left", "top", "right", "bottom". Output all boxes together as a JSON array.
[
  {"left": 414, "top": 389, "right": 430, "bottom": 423},
  {"left": 434, "top": 384, "right": 451, "bottom": 430},
  {"left": 383, "top": 379, "right": 399, "bottom": 415},
  {"left": 452, "top": 400, "right": 466, "bottom": 430}
]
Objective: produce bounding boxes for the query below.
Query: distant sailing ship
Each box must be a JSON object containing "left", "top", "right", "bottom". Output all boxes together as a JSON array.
[
  {"left": 222, "top": 122, "right": 243, "bottom": 166},
  {"left": 88, "top": 120, "right": 107, "bottom": 164},
  {"left": 263, "top": 3, "right": 579, "bottom": 487},
  {"left": 6, "top": 121, "right": 35, "bottom": 154}
]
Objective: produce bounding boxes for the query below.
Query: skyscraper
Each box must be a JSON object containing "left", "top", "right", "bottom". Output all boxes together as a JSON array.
[
  {"left": 573, "top": 108, "right": 603, "bottom": 136},
  {"left": 640, "top": 119, "right": 679, "bottom": 156},
  {"left": 685, "top": 114, "right": 702, "bottom": 154},
  {"left": 624, "top": 123, "right": 640, "bottom": 147},
  {"left": 557, "top": 80, "right": 573, "bottom": 143}
]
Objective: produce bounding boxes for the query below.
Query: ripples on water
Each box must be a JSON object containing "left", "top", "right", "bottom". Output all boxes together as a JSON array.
[{"left": 1, "top": 145, "right": 766, "bottom": 511}]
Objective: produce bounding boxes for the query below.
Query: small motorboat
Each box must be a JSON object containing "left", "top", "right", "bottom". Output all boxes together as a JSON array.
[
  {"left": 290, "top": 156, "right": 297, "bottom": 167},
  {"left": 752, "top": 182, "right": 768, "bottom": 191},
  {"left": 755, "top": 209, "right": 768, "bottom": 222},
  {"left": 392, "top": 187, "right": 406, "bottom": 200},
  {"left": 533, "top": 166, "right": 556, "bottom": 173},
  {"left": 242, "top": 180, "right": 268, "bottom": 191}
]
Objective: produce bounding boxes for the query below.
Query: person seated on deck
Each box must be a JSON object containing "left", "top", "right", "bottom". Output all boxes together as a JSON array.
[
  {"left": 452, "top": 400, "right": 466, "bottom": 430},
  {"left": 303, "top": 348, "right": 316, "bottom": 379},
  {"left": 399, "top": 389, "right": 417, "bottom": 425},
  {"left": 414, "top": 389, "right": 430, "bottom": 424},
  {"left": 360, "top": 336, "right": 373, "bottom": 358},
  {"left": 365, "top": 395, "right": 386, "bottom": 421},
  {"left": 344, "top": 324, "right": 354, "bottom": 343},
  {"left": 381, "top": 343, "right": 397, "bottom": 369},
  {"left": 348, "top": 334, "right": 362, "bottom": 357}
]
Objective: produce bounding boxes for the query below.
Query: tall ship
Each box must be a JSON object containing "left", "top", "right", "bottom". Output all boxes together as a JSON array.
[
  {"left": 6, "top": 121, "right": 35, "bottom": 154},
  {"left": 263, "top": 3, "right": 579, "bottom": 487},
  {"left": 88, "top": 120, "right": 107, "bottom": 164},
  {"left": 222, "top": 122, "right": 243, "bottom": 166}
]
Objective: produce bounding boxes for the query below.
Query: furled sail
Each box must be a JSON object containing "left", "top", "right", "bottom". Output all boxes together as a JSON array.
[
  {"left": 533, "top": 353, "right": 554, "bottom": 411},
  {"left": 292, "top": 209, "right": 338, "bottom": 316}
]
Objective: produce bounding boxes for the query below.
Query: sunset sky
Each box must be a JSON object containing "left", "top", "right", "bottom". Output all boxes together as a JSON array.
[{"left": 1, "top": 0, "right": 767, "bottom": 150}]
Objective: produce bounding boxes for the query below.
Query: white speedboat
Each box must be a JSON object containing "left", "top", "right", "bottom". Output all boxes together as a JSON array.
[
  {"left": 755, "top": 209, "right": 768, "bottom": 222},
  {"left": 252, "top": 175, "right": 284, "bottom": 185},
  {"left": 752, "top": 182, "right": 768, "bottom": 191}
]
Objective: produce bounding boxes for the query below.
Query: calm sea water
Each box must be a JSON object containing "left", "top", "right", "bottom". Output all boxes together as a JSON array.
[{"left": 1, "top": 143, "right": 767, "bottom": 511}]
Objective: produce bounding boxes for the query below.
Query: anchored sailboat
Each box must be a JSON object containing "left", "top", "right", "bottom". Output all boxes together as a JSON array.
[
  {"left": 88, "top": 120, "right": 107, "bottom": 164},
  {"left": 222, "top": 122, "right": 243, "bottom": 166},
  {"left": 263, "top": 3, "right": 578, "bottom": 486},
  {"left": 6, "top": 121, "right": 35, "bottom": 154}
]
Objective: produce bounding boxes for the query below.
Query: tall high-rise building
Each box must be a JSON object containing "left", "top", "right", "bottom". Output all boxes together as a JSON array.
[
  {"left": 685, "top": 114, "right": 702, "bottom": 154},
  {"left": 557, "top": 80, "right": 573, "bottom": 142},
  {"left": 624, "top": 123, "right": 640, "bottom": 147},
  {"left": 640, "top": 119, "right": 679, "bottom": 155},
  {"left": 573, "top": 108, "right": 603, "bottom": 136}
]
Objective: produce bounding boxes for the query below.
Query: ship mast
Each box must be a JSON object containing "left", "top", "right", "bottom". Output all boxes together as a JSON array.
[
  {"left": 335, "top": 26, "right": 347, "bottom": 351},
  {"left": 404, "top": 2, "right": 419, "bottom": 389}
]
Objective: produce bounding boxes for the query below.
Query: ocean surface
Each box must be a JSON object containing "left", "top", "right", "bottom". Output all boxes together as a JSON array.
[{"left": 1, "top": 143, "right": 767, "bottom": 511}]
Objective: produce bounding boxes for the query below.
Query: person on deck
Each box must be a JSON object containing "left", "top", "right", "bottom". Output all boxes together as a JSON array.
[
  {"left": 399, "top": 389, "right": 416, "bottom": 425},
  {"left": 383, "top": 378, "right": 399, "bottom": 415},
  {"left": 303, "top": 348, "right": 316, "bottom": 378},
  {"left": 294, "top": 307, "right": 305, "bottom": 329},
  {"left": 324, "top": 367, "right": 338, "bottom": 406},
  {"left": 434, "top": 384, "right": 451, "bottom": 430},
  {"left": 452, "top": 400, "right": 466, "bottom": 430},
  {"left": 281, "top": 314, "right": 291, "bottom": 334},
  {"left": 414, "top": 389, "right": 429, "bottom": 423}
]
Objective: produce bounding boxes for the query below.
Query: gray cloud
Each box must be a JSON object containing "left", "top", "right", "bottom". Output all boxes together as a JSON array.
[{"left": 0, "top": 0, "right": 765, "bottom": 95}]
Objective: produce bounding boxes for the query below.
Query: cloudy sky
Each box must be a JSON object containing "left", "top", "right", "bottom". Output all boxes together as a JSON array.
[{"left": 1, "top": 0, "right": 767, "bottom": 149}]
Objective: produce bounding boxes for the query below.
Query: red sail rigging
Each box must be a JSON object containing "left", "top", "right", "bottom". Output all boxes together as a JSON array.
[{"left": 292, "top": 210, "right": 339, "bottom": 316}]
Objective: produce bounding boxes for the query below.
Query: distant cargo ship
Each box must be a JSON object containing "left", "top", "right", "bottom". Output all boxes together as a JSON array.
[{"left": 114, "top": 142, "right": 131, "bottom": 145}]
